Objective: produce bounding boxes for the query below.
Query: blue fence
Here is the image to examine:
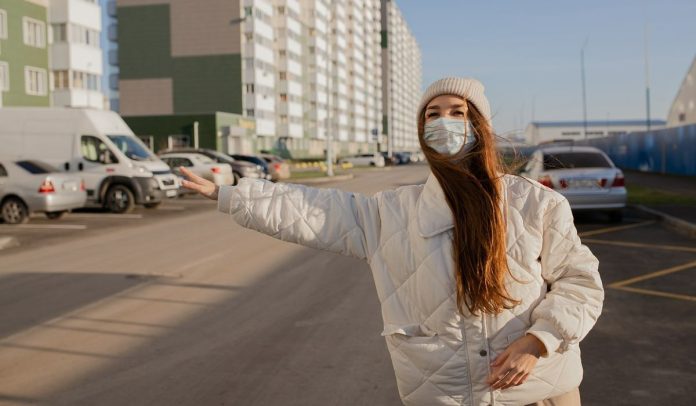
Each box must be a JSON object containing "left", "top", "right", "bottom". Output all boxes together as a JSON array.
[{"left": 575, "top": 124, "right": 696, "bottom": 176}]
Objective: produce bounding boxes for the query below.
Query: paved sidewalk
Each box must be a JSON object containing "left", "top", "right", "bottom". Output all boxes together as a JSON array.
[{"left": 624, "top": 170, "right": 696, "bottom": 224}]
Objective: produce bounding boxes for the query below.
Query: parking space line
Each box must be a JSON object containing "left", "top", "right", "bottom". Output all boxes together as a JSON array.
[
  {"left": 68, "top": 213, "right": 143, "bottom": 219},
  {"left": 610, "top": 286, "right": 696, "bottom": 302},
  {"left": 578, "top": 221, "right": 655, "bottom": 237},
  {"left": 583, "top": 238, "right": 696, "bottom": 253},
  {"left": 607, "top": 260, "right": 696, "bottom": 288},
  {"left": 0, "top": 224, "right": 87, "bottom": 230}
]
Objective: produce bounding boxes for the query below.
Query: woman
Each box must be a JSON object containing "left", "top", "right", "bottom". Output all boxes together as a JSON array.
[{"left": 180, "top": 77, "right": 604, "bottom": 406}]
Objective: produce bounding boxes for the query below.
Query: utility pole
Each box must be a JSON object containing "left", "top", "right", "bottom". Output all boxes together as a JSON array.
[
  {"left": 325, "top": 6, "right": 334, "bottom": 177},
  {"left": 644, "top": 23, "right": 652, "bottom": 131},
  {"left": 581, "top": 38, "right": 588, "bottom": 140}
]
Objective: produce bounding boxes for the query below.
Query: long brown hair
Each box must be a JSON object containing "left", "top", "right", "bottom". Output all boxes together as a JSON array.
[{"left": 418, "top": 100, "right": 520, "bottom": 316}]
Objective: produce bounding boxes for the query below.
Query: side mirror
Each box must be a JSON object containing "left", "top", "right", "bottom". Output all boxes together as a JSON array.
[{"left": 64, "top": 162, "right": 70, "bottom": 171}]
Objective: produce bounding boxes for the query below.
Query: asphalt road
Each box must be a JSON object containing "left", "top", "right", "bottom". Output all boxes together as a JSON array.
[{"left": 0, "top": 164, "right": 694, "bottom": 406}]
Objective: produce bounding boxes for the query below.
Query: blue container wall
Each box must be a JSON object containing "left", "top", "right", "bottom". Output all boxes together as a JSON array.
[{"left": 577, "top": 124, "right": 696, "bottom": 176}]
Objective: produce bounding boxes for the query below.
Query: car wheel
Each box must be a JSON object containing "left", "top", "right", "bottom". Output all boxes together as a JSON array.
[
  {"left": 45, "top": 211, "right": 68, "bottom": 220},
  {"left": 608, "top": 210, "right": 623, "bottom": 223},
  {"left": 105, "top": 184, "right": 135, "bottom": 214},
  {"left": 1, "top": 197, "right": 29, "bottom": 224},
  {"left": 144, "top": 202, "right": 161, "bottom": 209}
]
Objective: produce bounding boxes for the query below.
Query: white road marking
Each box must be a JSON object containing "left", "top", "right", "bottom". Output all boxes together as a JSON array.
[
  {"left": 68, "top": 213, "right": 143, "bottom": 219},
  {"left": 0, "top": 224, "right": 87, "bottom": 230}
]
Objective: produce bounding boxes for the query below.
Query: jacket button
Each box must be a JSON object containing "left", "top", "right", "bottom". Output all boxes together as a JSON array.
[{"left": 480, "top": 349, "right": 487, "bottom": 356}]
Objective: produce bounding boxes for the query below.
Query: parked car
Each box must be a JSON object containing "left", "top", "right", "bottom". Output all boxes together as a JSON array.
[
  {"left": 379, "top": 152, "right": 396, "bottom": 166},
  {"left": 159, "top": 153, "right": 234, "bottom": 187},
  {"left": 158, "top": 148, "right": 263, "bottom": 185},
  {"left": 520, "top": 145, "right": 627, "bottom": 221},
  {"left": 259, "top": 153, "right": 291, "bottom": 181},
  {"left": 0, "top": 157, "right": 87, "bottom": 224},
  {"left": 339, "top": 153, "right": 385, "bottom": 168},
  {"left": 0, "top": 107, "right": 179, "bottom": 213},
  {"left": 229, "top": 154, "right": 273, "bottom": 181}
]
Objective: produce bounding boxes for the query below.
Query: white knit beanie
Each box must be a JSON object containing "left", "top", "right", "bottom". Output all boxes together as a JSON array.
[{"left": 417, "top": 77, "right": 491, "bottom": 124}]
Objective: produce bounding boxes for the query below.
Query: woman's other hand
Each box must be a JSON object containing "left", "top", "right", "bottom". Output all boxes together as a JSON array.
[
  {"left": 179, "top": 166, "right": 219, "bottom": 200},
  {"left": 487, "top": 334, "right": 547, "bottom": 390}
]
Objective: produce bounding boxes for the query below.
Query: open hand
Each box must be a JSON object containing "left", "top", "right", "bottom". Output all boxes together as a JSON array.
[
  {"left": 179, "top": 166, "right": 219, "bottom": 200},
  {"left": 487, "top": 334, "right": 546, "bottom": 390}
]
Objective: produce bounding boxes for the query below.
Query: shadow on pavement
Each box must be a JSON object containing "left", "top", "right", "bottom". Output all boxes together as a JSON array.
[{"left": 0, "top": 272, "right": 155, "bottom": 341}]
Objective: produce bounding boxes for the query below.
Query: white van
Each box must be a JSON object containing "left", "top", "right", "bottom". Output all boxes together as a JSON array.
[{"left": 0, "top": 107, "right": 180, "bottom": 213}]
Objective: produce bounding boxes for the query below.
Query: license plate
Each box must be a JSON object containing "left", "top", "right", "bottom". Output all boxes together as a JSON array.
[
  {"left": 566, "top": 179, "right": 598, "bottom": 188},
  {"left": 63, "top": 182, "right": 77, "bottom": 191},
  {"left": 166, "top": 190, "right": 177, "bottom": 197}
]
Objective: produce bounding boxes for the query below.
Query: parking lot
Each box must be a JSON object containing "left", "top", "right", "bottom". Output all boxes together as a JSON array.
[
  {"left": 0, "top": 195, "right": 216, "bottom": 254},
  {"left": 0, "top": 165, "right": 694, "bottom": 405}
]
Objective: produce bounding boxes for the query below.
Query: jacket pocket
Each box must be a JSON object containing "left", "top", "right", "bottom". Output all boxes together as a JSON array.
[{"left": 381, "top": 324, "right": 437, "bottom": 339}]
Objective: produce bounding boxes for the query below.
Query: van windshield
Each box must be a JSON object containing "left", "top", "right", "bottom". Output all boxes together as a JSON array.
[{"left": 108, "top": 135, "right": 156, "bottom": 161}]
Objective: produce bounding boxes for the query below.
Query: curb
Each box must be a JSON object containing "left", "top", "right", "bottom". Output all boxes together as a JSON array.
[
  {"left": 284, "top": 173, "right": 355, "bottom": 185},
  {"left": 629, "top": 204, "right": 696, "bottom": 238},
  {"left": 0, "top": 236, "right": 20, "bottom": 251}
]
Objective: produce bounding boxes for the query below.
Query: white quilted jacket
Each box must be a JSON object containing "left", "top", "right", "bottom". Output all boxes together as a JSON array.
[{"left": 217, "top": 172, "right": 604, "bottom": 406}]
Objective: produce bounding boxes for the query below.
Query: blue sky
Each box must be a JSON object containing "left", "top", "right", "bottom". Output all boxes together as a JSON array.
[{"left": 397, "top": 0, "right": 696, "bottom": 134}]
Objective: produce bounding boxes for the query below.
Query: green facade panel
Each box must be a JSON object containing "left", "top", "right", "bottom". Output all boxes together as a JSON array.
[
  {"left": 124, "top": 114, "right": 218, "bottom": 153},
  {"left": 117, "top": 5, "right": 172, "bottom": 79},
  {"left": 172, "top": 55, "right": 242, "bottom": 114},
  {"left": 0, "top": 0, "right": 50, "bottom": 107}
]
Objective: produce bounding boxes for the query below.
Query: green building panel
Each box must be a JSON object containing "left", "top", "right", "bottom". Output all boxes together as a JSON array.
[
  {"left": 172, "top": 55, "right": 243, "bottom": 114},
  {"left": 0, "top": 0, "right": 50, "bottom": 107},
  {"left": 117, "top": 5, "right": 173, "bottom": 79}
]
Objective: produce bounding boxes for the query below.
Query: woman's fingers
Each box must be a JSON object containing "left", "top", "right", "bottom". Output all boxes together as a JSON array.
[{"left": 180, "top": 166, "right": 207, "bottom": 185}]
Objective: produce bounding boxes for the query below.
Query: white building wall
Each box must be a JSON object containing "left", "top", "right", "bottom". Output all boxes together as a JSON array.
[
  {"left": 49, "top": 0, "right": 105, "bottom": 109},
  {"left": 524, "top": 121, "right": 667, "bottom": 145}
]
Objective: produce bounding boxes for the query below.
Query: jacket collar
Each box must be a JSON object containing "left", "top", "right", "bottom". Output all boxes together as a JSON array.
[
  {"left": 416, "top": 172, "right": 509, "bottom": 238},
  {"left": 417, "top": 173, "right": 455, "bottom": 238}
]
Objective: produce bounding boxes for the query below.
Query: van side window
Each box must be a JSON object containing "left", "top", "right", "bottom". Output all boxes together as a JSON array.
[
  {"left": 0, "top": 164, "right": 7, "bottom": 177},
  {"left": 81, "top": 136, "right": 118, "bottom": 164}
]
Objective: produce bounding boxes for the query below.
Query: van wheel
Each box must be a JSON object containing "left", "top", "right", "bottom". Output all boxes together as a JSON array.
[
  {"left": 144, "top": 202, "right": 161, "bottom": 209},
  {"left": 45, "top": 211, "right": 68, "bottom": 220},
  {"left": 1, "top": 197, "right": 29, "bottom": 224},
  {"left": 105, "top": 185, "right": 135, "bottom": 214}
]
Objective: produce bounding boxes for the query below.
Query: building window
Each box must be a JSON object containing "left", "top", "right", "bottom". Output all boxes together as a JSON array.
[
  {"left": 25, "top": 67, "right": 47, "bottom": 96},
  {"left": 0, "top": 9, "right": 7, "bottom": 39},
  {"left": 561, "top": 131, "right": 580, "bottom": 136},
  {"left": 279, "top": 71, "right": 287, "bottom": 80},
  {"left": 280, "top": 93, "right": 287, "bottom": 102},
  {"left": 23, "top": 17, "right": 46, "bottom": 48},
  {"left": 71, "top": 70, "right": 100, "bottom": 91},
  {"left": 246, "top": 109, "right": 255, "bottom": 117},
  {"left": 245, "top": 83, "right": 254, "bottom": 93},
  {"left": 244, "top": 6, "right": 253, "bottom": 17},
  {"left": 51, "top": 23, "right": 67, "bottom": 42},
  {"left": 70, "top": 24, "right": 100, "bottom": 47},
  {"left": 52, "top": 70, "right": 69, "bottom": 89},
  {"left": 679, "top": 113, "right": 686, "bottom": 122},
  {"left": 0, "top": 61, "right": 9, "bottom": 92}
]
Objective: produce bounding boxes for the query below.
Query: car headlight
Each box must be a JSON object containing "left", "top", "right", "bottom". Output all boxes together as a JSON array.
[{"left": 134, "top": 165, "right": 152, "bottom": 175}]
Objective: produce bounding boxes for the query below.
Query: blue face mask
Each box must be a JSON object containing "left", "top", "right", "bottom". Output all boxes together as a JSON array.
[{"left": 423, "top": 117, "right": 476, "bottom": 155}]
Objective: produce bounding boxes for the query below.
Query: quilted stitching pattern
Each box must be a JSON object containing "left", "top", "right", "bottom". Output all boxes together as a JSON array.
[{"left": 219, "top": 174, "right": 604, "bottom": 406}]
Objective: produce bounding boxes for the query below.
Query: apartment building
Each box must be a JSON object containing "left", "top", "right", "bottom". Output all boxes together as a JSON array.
[
  {"left": 381, "top": 0, "right": 421, "bottom": 154},
  {"left": 116, "top": 0, "right": 420, "bottom": 158},
  {"left": 0, "top": 0, "right": 51, "bottom": 107}
]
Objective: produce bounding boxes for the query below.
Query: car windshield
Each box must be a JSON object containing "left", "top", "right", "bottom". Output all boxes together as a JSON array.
[
  {"left": 108, "top": 135, "right": 156, "bottom": 161},
  {"left": 543, "top": 152, "right": 612, "bottom": 170},
  {"left": 15, "top": 160, "right": 59, "bottom": 174}
]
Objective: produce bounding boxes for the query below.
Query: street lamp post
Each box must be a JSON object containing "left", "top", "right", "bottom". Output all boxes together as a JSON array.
[
  {"left": 324, "top": 11, "right": 334, "bottom": 177},
  {"left": 580, "top": 38, "right": 588, "bottom": 140}
]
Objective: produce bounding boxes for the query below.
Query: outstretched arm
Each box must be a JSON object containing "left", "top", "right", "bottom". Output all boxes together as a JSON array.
[{"left": 181, "top": 167, "right": 381, "bottom": 260}]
